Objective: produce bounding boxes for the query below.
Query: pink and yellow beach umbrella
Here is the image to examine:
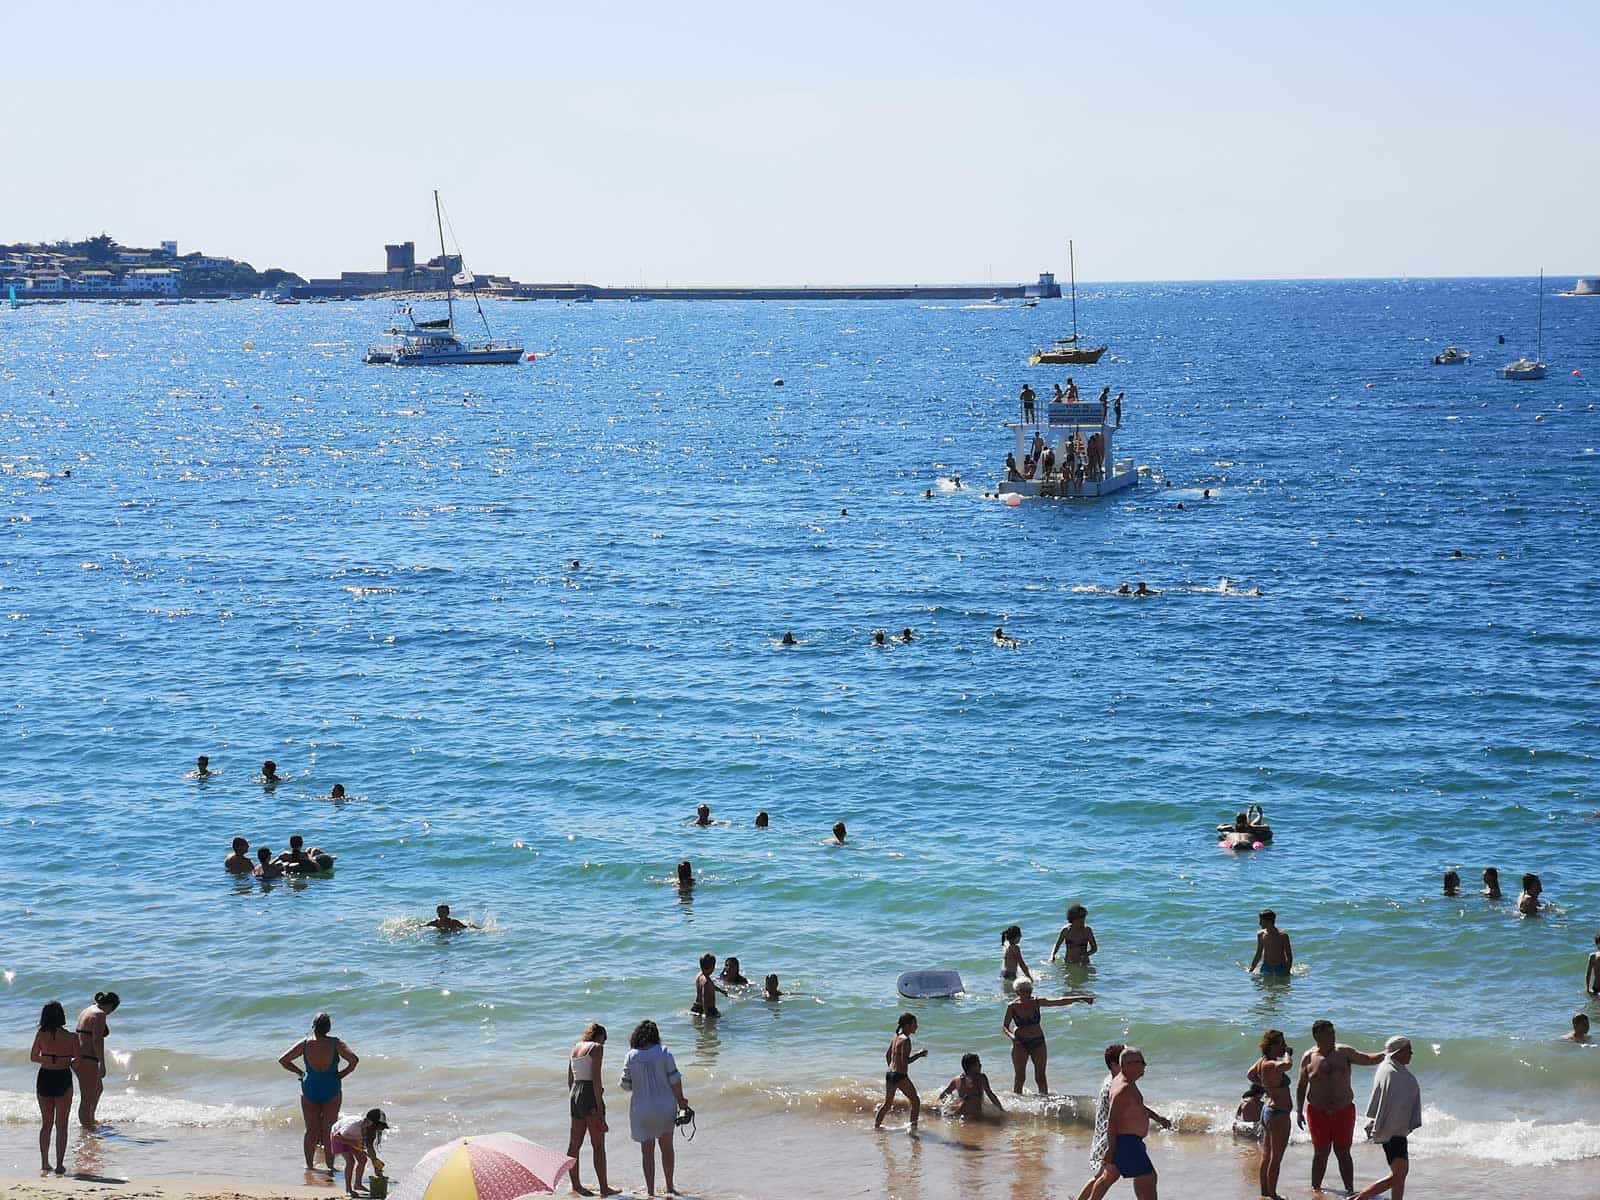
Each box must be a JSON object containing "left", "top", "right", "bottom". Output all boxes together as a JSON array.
[{"left": 392, "top": 1132, "right": 576, "bottom": 1200}]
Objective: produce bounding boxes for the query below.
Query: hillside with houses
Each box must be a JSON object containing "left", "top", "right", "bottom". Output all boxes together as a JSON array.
[{"left": 0, "top": 234, "right": 303, "bottom": 298}]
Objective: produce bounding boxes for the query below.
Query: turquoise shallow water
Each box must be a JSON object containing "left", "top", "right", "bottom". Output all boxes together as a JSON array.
[{"left": 1, "top": 283, "right": 1598, "bottom": 1175}]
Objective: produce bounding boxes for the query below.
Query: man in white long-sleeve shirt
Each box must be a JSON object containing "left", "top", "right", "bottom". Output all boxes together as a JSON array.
[{"left": 1353, "top": 1036, "right": 1423, "bottom": 1200}]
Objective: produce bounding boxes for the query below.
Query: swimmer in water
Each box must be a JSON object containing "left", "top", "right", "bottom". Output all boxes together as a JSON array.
[
  {"left": 1050, "top": 904, "right": 1098, "bottom": 964},
  {"left": 425, "top": 904, "right": 471, "bottom": 932},
  {"left": 225, "top": 837, "right": 252, "bottom": 873},
  {"left": 924, "top": 489, "right": 933, "bottom": 499},
  {"left": 764, "top": 974, "right": 783, "bottom": 1000},
  {"left": 1203, "top": 488, "right": 1212, "bottom": 498},
  {"left": 993, "top": 627, "right": 1020, "bottom": 649},
  {"left": 1562, "top": 1014, "right": 1591, "bottom": 1043},
  {"left": 897, "top": 628, "right": 915, "bottom": 643},
  {"left": 952, "top": 475, "right": 964, "bottom": 490},
  {"left": 939, "top": 1053, "right": 1005, "bottom": 1118},
  {"left": 1442, "top": 870, "right": 1460, "bottom": 897},
  {"left": 1000, "top": 925, "right": 1032, "bottom": 983},
  {"left": 1134, "top": 581, "right": 1159, "bottom": 597},
  {"left": 719, "top": 956, "right": 749, "bottom": 986},
  {"left": 1117, "top": 582, "right": 1132, "bottom": 595},
  {"left": 872, "top": 630, "right": 888, "bottom": 647},
  {"left": 694, "top": 804, "right": 713, "bottom": 827},
  {"left": 781, "top": 631, "right": 797, "bottom": 646},
  {"left": 274, "top": 835, "right": 313, "bottom": 871},
  {"left": 329, "top": 784, "right": 346, "bottom": 801},
  {"left": 571, "top": 559, "right": 580, "bottom": 570},
  {"left": 691, "top": 954, "right": 728, "bottom": 1017},
  {"left": 754, "top": 811, "right": 769, "bottom": 828},
  {"left": 676, "top": 860, "right": 694, "bottom": 890},
  {"left": 832, "top": 821, "right": 847, "bottom": 844},
  {"left": 1517, "top": 873, "right": 1543, "bottom": 916},
  {"left": 1482, "top": 867, "right": 1502, "bottom": 899},
  {"left": 195, "top": 755, "right": 212, "bottom": 778},
  {"left": 261, "top": 760, "right": 282, "bottom": 787},
  {"left": 254, "top": 847, "right": 283, "bottom": 879},
  {"left": 840, "top": 508, "right": 849, "bottom": 517}
]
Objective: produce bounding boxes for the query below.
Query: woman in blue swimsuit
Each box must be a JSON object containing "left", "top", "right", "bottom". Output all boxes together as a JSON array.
[
  {"left": 1248, "top": 1029, "right": 1294, "bottom": 1200},
  {"left": 279, "top": 1013, "right": 360, "bottom": 1172}
]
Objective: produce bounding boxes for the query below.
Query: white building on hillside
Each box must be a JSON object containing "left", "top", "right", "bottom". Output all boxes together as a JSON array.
[{"left": 123, "top": 268, "right": 179, "bottom": 294}]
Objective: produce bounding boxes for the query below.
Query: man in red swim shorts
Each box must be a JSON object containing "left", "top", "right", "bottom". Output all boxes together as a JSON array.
[
  {"left": 1296, "top": 1020, "right": 1385, "bottom": 1193},
  {"left": 1292, "top": 1024, "right": 1382, "bottom": 1196}
]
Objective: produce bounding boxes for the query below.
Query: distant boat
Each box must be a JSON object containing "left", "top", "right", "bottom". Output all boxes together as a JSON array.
[
  {"left": 1030, "top": 240, "right": 1106, "bottom": 365},
  {"left": 628, "top": 294, "right": 653, "bottom": 303},
  {"left": 1432, "top": 346, "right": 1470, "bottom": 365},
  {"left": 364, "top": 190, "right": 524, "bottom": 366},
  {"left": 1557, "top": 277, "right": 1600, "bottom": 297},
  {"left": 572, "top": 294, "right": 594, "bottom": 304},
  {"left": 1498, "top": 270, "right": 1548, "bottom": 381}
]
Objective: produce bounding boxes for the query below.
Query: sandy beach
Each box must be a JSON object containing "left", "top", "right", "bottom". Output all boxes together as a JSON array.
[{"left": 6, "top": 1098, "right": 1600, "bottom": 1200}]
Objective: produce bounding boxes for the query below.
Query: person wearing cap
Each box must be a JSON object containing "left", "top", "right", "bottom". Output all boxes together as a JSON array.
[
  {"left": 328, "top": 1107, "right": 387, "bottom": 1196},
  {"left": 1353, "top": 1037, "right": 1422, "bottom": 1200}
]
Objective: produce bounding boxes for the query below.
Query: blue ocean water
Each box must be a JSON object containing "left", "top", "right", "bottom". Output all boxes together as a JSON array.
[{"left": 1, "top": 282, "right": 1597, "bottom": 1175}]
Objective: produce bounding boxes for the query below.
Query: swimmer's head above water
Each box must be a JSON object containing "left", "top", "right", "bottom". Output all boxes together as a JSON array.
[
  {"left": 754, "top": 811, "right": 769, "bottom": 828},
  {"left": 832, "top": 821, "right": 847, "bottom": 843},
  {"left": 677, "top": 860, "right": 693, "bottom": 887}
]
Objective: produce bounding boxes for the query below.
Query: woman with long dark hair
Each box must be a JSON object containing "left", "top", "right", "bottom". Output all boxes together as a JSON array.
[{"left": 33, "top": 1001, "right": 79, "bottom": 1173}]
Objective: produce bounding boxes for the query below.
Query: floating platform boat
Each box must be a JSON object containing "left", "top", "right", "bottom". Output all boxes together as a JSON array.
[{"left": 998, "top": 399, "right": 1137, "bottom": 499}]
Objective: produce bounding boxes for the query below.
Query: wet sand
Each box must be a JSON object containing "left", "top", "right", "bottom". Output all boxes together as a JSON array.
[{"left": 5, "top": 1101, "right": 1598, "bottom": 1200}]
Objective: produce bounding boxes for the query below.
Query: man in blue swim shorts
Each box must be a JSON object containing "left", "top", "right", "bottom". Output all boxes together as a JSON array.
[
  {"left": 1249, "top": 909, "right": 1294, "bottom": 978},
  {"left": 1107, "top": 1046, "right": 1171, "bottom": 1198}
]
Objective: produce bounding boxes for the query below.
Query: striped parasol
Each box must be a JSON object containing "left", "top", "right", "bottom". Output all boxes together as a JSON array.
[{"left": 391, "top": 1132, "right": 575, "bottom": 1200}]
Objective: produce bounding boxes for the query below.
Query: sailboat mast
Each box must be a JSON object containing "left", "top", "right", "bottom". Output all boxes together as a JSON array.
[
  {"left": 435, "top": 189, "right": 453, "bottom": 329},
  {"left": 1537, "top": 268, "right": 1544, "bottom": 361},
  {"left": 1069, "top": 240, "right": 1079, "bottom": 341}
]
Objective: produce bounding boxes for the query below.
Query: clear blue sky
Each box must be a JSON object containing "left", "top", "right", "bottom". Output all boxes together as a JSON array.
[{"left": 4, "top": 0, "right": 1597, "bottom": 283}]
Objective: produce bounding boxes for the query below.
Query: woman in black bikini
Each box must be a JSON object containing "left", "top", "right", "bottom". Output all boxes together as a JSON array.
[
  {"left": 1002, "top": 979, "right": 1095, "bottom": 1095},
  {"left": 873, "top": 1013, "right": 927, "bottom": 1129},
  {"left": 1248, "top": 1029, "right": 1294, "bottom": 1200},
  {"left": 73, "top": 990, "right": 118, "bottom": 1129},
  {"left": 33, "top": 1000, "right": 79, "bottom": 1173}
]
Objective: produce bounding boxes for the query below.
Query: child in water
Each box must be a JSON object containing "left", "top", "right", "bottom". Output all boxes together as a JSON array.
[
  {"left": 763, "top": 974, "right": 782, "bottom": 1000},
  {"left": 938, "top": 1054, "right": 1005, "bottom": 1119}
]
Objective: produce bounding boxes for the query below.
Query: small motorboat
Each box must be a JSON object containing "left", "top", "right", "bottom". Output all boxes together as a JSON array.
[{"left": 1432, "top": 346, "right": 1470, "bottom": 365}]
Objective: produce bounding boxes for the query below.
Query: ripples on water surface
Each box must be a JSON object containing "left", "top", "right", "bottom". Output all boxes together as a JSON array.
[{"left": 0, "top": 281, "right": 1596, "bottom": 1165}]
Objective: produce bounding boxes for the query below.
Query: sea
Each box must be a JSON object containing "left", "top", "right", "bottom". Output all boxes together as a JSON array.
[{"left": 1, "top": 281, "right": 1597, "bottom": 1198}]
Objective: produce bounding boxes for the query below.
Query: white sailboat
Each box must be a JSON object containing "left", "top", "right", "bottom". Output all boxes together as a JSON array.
[
  {"left": 1029, "top": 240, "right": 1106, "bottom": 366},
  {"left": 1498, "top": 270, "right": 1548, "bottom": 381},
  {"left": 365, "top": 191, "right": 523, "bottom": 366}
]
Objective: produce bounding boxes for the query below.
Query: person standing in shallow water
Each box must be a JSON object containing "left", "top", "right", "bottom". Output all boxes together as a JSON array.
[
  {"left": 1248, "top": 910, "right": 1292, "bottom": 977},
  {"left": 1296, "top": 1019, "right": 1384, "bottom": 1194},
  {"left": 73, "top": 991, "right": 119, "bottom": 1128},
  {"left": 279, "top": 1012, "right": 359, "bottom": 1172},
  {"left": 874, "top": 1013, "right": 927, "bottom": 1129},
  {"left": 1353, "top": 1037, "right": 1422, "bottom": 1200},
  {"left": 1107, "top": 1047, "right": 1168, "bottom": 1199},
  {"left": 1002, "top": 979, "right": 1095, "bottom": 1094},
  {"left": 566, "top": 1022, "right": 619, "bottom": 1197},
  {"left": 32, "top": 1001, "right": 78, "bottom": 1173},
  {"left": 619, "top": 1021, "right": 689, "bottom": 1199},
  {"left": 691, "top": 954, "right": 727, "bottom": 1017},
  {"left": 1073, "top": 1042, "right": 1127, "bottom": 1200},
  {"left": 1248, "top": 1029, "right": 1294, "bottom": 1200}
]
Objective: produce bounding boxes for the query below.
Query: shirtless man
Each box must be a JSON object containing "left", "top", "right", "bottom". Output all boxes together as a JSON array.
[
  {"left": 1562, "top": 1013, "right": 1591, "bottom": 1043},
  {"left": 1106, "top": 1047, "right": 1169, "bottom": 1198},
  {"left": 1296, "top": 1019, "right": 1385, "bottom": 1193},
  {"left": 1248, "top": 910, "right": 1293, "bottom": 977},
  {"left": 1587, "top": 934, "right": 1600, "bottom": 995},
  {"left": 424, "top": 904, "right": 470, "bottom": 932},
  {"left": 224, "top": 837, "right": 253, "bottom": 873},
  {"left": 691, "top": 953, "right": 728, "bottom": 1018}
]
